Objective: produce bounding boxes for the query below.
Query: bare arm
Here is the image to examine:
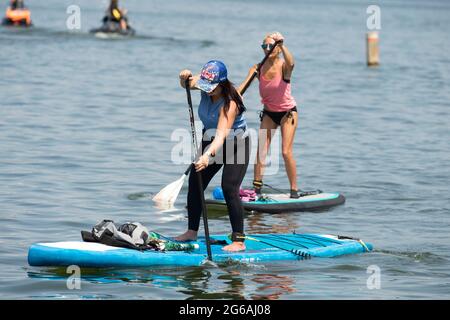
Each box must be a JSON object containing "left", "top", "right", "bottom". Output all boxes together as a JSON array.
[
  {"left": 179, "top": 69, "right": 200, "bottom": 89},
  {"left": 194, "top": 101, "right": 239, "bottom": 171},
  {"left": 270, "top": 32, "right": 295, "bottom": 80},
  {"left": 237, "top": 64, "right": 258, "bottom": 94},
  {"left": 280, "top": 44, "right": 295, "bottom": 80}
]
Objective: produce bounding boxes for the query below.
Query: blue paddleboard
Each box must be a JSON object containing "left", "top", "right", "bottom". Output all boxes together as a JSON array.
[
  {"left": 206, "top": 192, "right": 345, "bottom": 214},
  {"left": 28, "top": 233, "right": 372, "bottom": 268}
]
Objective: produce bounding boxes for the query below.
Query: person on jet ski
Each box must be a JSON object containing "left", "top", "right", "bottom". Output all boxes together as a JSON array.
[
  {"left": 10, "top": 0, "right": 25, "bottom": 10},
  {"left": 3, "top": 0, "right": 31, "bottom": 26},
  {"left": 102, "top": 0, "right": 129, "bottom": 31}
]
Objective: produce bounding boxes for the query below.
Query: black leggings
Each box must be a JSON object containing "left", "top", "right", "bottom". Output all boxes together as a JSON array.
[{"left": 187, "top": 135, "right": 250, "bottom": 238}]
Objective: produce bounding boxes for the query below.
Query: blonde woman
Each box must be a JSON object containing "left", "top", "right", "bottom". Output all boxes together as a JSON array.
[{"left": 240, "top": 32, "right": 300, "bottom": 198}]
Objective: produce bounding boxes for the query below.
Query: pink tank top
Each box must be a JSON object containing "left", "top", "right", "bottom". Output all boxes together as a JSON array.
[{"left": 259, "top": 72, "right": 297, "bottom": 112}]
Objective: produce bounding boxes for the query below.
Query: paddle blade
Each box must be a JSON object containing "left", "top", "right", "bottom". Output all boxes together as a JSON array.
[{"left": 152, "top": 174, "right": 187, "bottom": 204}]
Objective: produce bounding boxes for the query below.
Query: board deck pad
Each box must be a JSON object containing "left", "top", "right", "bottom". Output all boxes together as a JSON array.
[{"left": 28, "top": 233, "right": 372, "bottom": 268}]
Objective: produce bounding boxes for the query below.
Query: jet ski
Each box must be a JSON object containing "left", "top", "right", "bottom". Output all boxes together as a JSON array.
[
  {"left": 90, "top": 21, "right": 135, "bottom": 38},
  {"left": 2, "top": 6, "right": 32, "bottom": 27}
]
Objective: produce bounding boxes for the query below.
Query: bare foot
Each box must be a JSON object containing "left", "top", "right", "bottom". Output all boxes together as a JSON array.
[
  {"left": 222, "top": 242, "right": 246, "bottom": 252},
  {"left": 174, "top": 230, "right": 198, "bottom": 242}
]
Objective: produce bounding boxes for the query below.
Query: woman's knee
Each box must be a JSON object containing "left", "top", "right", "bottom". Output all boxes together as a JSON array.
[
  {"left": 221, "top": 182, "right": 239, "bottom": 197},
  {"left": 282, "top": 148, "right": 293, "bottom": 160}
]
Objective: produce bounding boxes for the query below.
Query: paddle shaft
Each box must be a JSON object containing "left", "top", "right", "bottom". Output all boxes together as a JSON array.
[
  {"left": 240, "top": 39, "right": 283, "bottom": 95},
  {"left": 185, "top": 79, "right": 213, "bottom": 261}
]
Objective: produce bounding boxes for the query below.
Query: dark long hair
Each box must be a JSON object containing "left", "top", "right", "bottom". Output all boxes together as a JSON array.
[{"left": 219, "top": 80, "right": 246, "bottom": 118}]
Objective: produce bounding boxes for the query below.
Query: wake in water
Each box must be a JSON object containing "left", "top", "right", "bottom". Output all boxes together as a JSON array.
[
  {"left": 375, "top": 249, "right": 448, "bottom": 264},
  {"left": 126, "top": 192, "right": 152, "bottom": 200},
  {"left": 1, "top": 26, "right": 215, "bottom": 46}
]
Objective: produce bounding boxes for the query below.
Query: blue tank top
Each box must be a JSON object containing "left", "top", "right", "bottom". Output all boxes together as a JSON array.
[{"left": 198, "top": 91, "right": 247, "bottom": 134}]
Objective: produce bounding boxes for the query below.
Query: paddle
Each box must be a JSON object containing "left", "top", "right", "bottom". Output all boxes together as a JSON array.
[
  {"left": 153, "top": 40, "right": 282, "bottom": 204},
  {"left": 152, "top": 164, "right": 192, "bottom": 204},
  {"left": 184, "top": 78, "right": 213, "bottom": 261}
]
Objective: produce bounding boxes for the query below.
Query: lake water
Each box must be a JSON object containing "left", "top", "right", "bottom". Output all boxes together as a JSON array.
[{"left": 1, "top": 0, "right": 449, "bottom": 299}]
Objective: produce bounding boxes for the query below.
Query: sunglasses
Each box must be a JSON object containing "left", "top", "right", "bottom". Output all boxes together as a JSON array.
[{"left": 261, "top": 43, "right": 275, "bottom": 50}]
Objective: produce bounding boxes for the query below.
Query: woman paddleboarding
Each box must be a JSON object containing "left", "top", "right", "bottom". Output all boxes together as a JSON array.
[
  {"left": 176, "top": 60, "right": 250, "bottom": 252},
  {"left": 241, "top": 32, "right": 300, "bottom": 198}
]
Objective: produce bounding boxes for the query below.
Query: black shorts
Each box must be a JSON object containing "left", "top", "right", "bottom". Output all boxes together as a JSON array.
[{"left": 260, "top": 106, "right": 297, "bottom": 126}]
